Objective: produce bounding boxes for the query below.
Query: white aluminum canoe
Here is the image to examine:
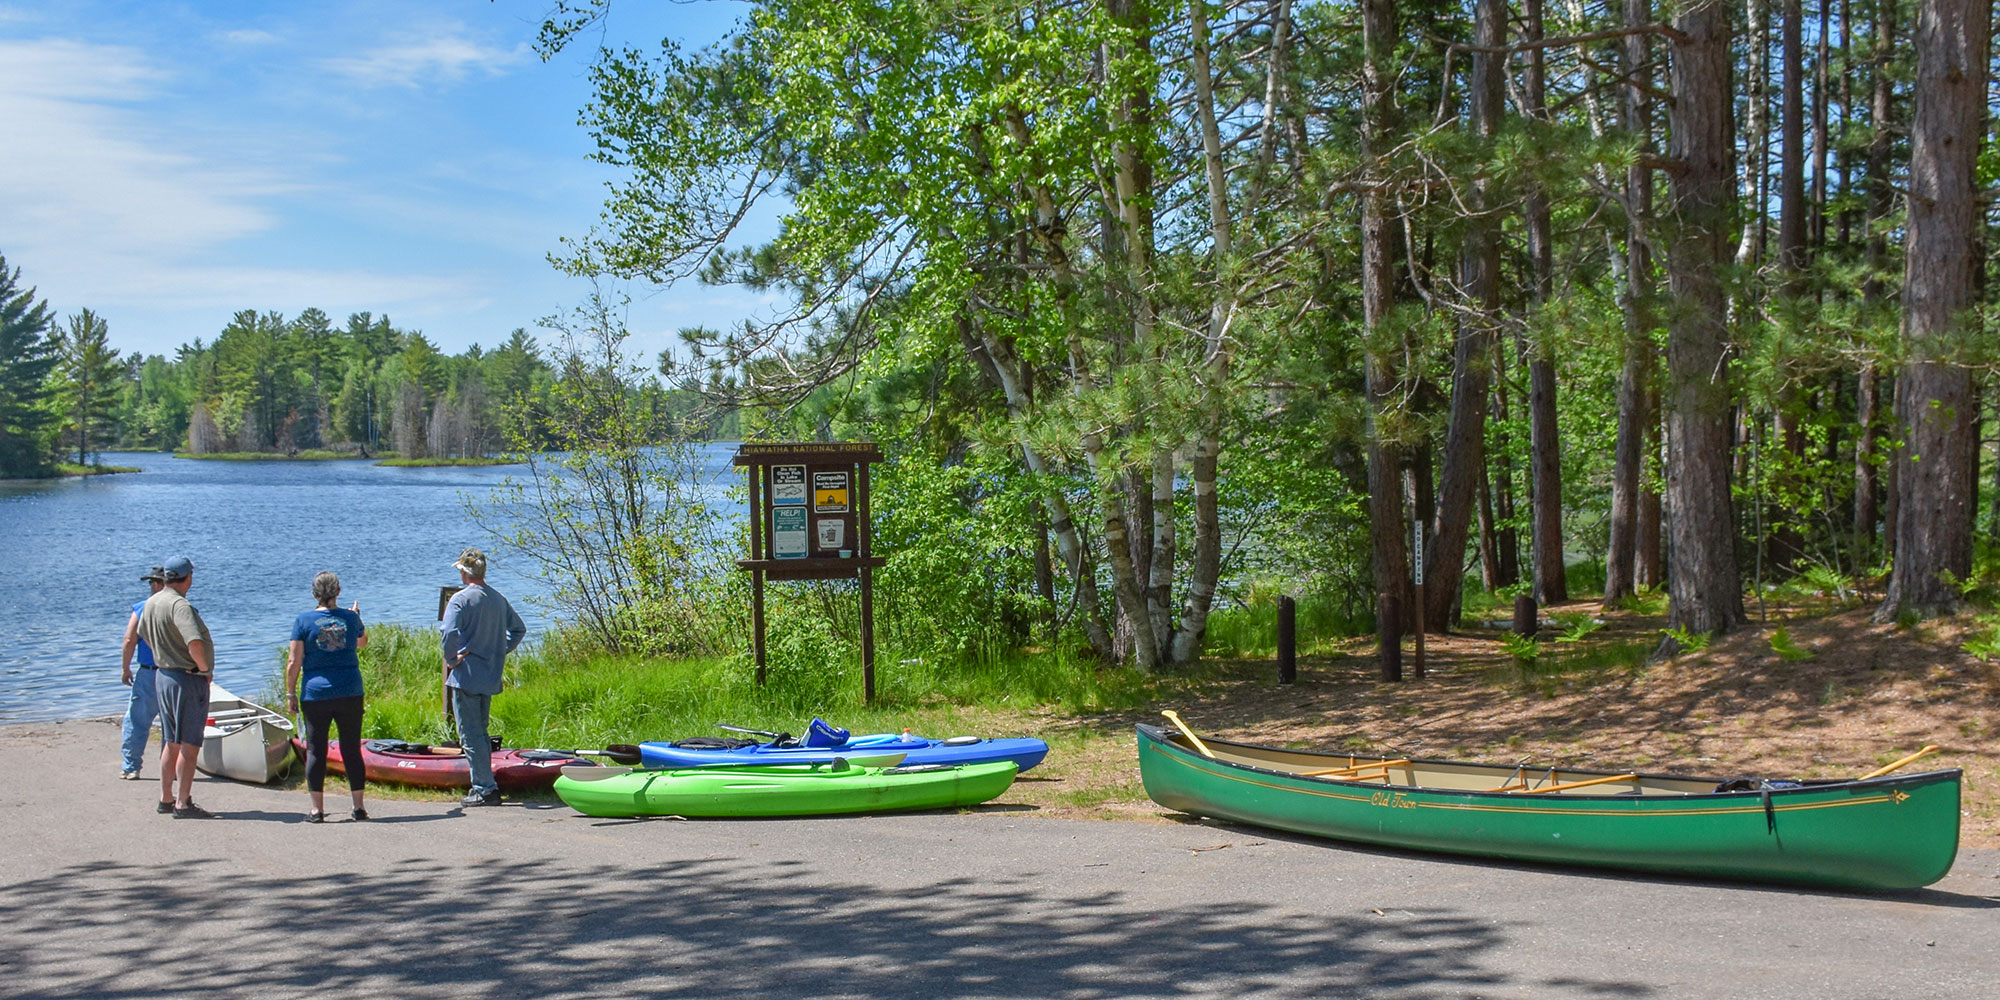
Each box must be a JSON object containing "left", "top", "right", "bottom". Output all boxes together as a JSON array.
[{"left": 196, "top": 682, "right": 296, "bottom": 783}]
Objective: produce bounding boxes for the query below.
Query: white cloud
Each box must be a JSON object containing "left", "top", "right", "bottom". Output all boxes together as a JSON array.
[
  {"left": 0, "top": 39, "right": 278, "bottom": 260},
  {"left": 0, "top": 36, "right": 466, "bottom": 327},
  {"left": 217, "top": 28, "right": 278, "bottom": 45},
  {"left": 320, "top": 32, "right": 528, "bottom": 89}
]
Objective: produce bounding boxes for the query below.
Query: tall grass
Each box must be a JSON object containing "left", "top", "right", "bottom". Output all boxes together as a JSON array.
[{"left": 1201, "top": 591, "right": 1368, "bottom": 658}]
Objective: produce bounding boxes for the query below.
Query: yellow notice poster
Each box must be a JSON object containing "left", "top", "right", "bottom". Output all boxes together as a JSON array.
[{"left": 813, "top": 471, "right": 850, "bottom": 512}]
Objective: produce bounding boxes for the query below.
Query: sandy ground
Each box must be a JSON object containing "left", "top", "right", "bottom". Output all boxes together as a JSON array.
[{"left": 4, "top": 717, "right": 1997, "bottom": 1000}]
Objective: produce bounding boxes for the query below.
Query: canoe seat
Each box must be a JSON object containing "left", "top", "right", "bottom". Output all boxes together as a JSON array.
[
  {"left": 1302, "top": 759, "right": 1411, "bottom": 778},
  {"left": 1520, "top": 773, "right": 1639, "bottom": 795}
]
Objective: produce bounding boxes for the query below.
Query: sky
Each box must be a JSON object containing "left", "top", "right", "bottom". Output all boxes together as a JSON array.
[{"left": 0, "top": 0, "right": 772, "bottom": 362}]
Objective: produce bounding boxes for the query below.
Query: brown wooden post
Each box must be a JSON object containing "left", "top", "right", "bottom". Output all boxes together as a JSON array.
[
  {"left": 750, "top": 462, "right": 767, "bottom": 685},
  {"left": 858, "top": 458, "right": 875, "bottom": 702},
  {"left": 752, "top": 573, "right": 767, "bottom": 685},
  {"left": 1513, "top": 593, "right": 1540, "bottom": 639},
  {"left": 1276, "top": 595, "right": 1297, "bottom": 684},
  {"left": 1376, "top": 592, "right": 1402, "bottom": 680}
]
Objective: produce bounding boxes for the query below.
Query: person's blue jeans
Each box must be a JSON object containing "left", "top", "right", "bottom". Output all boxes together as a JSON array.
[
  {"left": 450, "top": 688, "right": 497, "bottom": 796},
  {"left": 120, "top": 667, "right": 160, "bottom": 773}
]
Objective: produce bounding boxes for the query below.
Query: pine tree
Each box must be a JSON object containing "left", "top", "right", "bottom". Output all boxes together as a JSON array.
[
  {"left": 53, "top": 308, "right": 125, "bottom": 465},
  {"left": 0, "top": 254, "right": 59, "bottom": 476}
]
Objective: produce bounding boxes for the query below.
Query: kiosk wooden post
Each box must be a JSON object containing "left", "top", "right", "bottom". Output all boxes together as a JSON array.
[{"left": 733, "top": 442, "right": 884, "bottom": 701}]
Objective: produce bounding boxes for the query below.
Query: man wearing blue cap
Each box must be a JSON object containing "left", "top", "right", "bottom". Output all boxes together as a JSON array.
[
  {"left": 116, "top": 566, "right": 168, "bottom": 779},
  {"left": 137, "top": 556, "right": 216, "bottom": 818}
]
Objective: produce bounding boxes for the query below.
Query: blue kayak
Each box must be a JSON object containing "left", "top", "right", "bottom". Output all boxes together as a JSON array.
[{"left": 638, "top": 719, "right": 1049, "bottom": 772}]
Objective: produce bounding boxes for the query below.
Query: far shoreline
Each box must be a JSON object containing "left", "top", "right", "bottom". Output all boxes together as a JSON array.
[
  {"left": 172, "top": 450, "right": 521, "bottom": 467},
  {"left": 0, "top": 463, "right": 143, "bottom": 483}
]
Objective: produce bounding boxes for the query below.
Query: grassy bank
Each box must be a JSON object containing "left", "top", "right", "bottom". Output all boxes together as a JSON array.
[{"left": 55, "top": 463, "right": 141, "bottom": 476}]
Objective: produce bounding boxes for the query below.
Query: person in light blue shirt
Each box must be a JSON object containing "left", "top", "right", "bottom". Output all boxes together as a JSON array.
[
  {"left": 116, "top": 567, "right": 167, "bottom": 778},
  {"left": 440, "top": 547, "right": 526, "bottom": 807}
]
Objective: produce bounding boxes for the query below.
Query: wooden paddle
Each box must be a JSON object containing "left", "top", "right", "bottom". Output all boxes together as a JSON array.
[
  {"left": 1856, "top": 745, "right": 1940, "bottom": 781},
  {"left": 1160, "top": 710, "right": 1216, "bottom": 758}
]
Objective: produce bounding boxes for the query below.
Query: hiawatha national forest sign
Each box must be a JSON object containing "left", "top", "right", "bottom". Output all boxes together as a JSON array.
[{"left": 732, "top": 442, "right": 883, "bottom": 700}]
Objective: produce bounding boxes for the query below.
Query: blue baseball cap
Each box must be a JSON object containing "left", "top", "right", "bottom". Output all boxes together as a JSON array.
[{"left": 162, "top": 556, "right": 194, "bottom": 582}]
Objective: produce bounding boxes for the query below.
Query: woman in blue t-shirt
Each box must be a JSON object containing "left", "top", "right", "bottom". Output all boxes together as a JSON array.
[{"left": 285, "top": 571, "right": 368, "bottom": 822}]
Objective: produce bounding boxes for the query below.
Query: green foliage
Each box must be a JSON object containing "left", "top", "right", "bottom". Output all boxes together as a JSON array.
[
  {"left": 1551, "top": 612, "right": 1605, "bottom": 643},
  {"left": 1768, "top": 627, "right": 1814, "bottom": 662},
  {"left": 473, "top": 291, "right": 734, "bottom": 656},
  {"left": 1963, "top": 615, "right": 2000, "bottom": 662},
  {"left": 51, "top": 309, "right": 124, "bottom": 465},
  {"left": 760, "top": 608, "right": 856, "bottom": 713},
  {"left": 1794, "top": 565, "right": 1857, "bottom": 606},
  {"left": 1200, "top": 591, "right": 1369, "bottom": 660},
  {"left": 1500, "top": 632, "right": 1541, "bottom": 663},
  {"left": 871, "top": 451, "right": 1047, "bottom": 659},
  {"left": 1660, "top": 626, "right": 1713, "bottom": 654},
  {"left": 1606, "top": 586, "right": 1668, "bottom": 616},
  {"left": 1937, "top": 543, "right": 2000, "bottom": 606},
  {"left": 0, "top": 253, "right": 58, "bottom": 476}
]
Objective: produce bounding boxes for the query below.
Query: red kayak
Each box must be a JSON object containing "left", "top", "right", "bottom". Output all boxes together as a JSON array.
[{"left": 289, "top": 738, "right": 596, "bottom": 792}]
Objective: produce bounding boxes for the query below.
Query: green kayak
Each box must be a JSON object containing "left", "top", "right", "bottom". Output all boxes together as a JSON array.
[
  {"left": 1138, "top": 722, "right": 1960, "bottom": 890},
  {"left": 553, "top": 757, "right": 1020, "bottom": 818}
]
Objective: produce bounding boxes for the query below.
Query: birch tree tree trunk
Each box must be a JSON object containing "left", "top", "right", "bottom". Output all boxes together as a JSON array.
[
  {"left": 1093, "top": 0, "right": 1164, "bottom": 670},
  {"left": 1875, "top": 0, "right": 1987, "bottom": 621}
]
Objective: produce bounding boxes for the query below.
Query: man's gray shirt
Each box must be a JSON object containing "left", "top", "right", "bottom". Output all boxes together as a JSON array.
[{"left": 440, "top": 583, "right": 526, "bottom": 695}]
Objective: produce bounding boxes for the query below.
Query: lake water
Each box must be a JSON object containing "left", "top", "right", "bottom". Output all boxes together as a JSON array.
[{"left": 0, "top": 445, "right": 741, "bottom": 723}]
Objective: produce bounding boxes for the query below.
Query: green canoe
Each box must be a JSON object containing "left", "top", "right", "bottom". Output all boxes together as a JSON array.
[
  {"left": 1137, "top": 723, "right": 1960, "bottom": 890},
  {"left": 553, "top": 757, "right": 1019, "bottom": 818}
]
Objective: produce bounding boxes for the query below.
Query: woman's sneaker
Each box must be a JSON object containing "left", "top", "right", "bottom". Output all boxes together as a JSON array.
[{"left": 172, "top": 801, "right": 214, "bottom": 819}]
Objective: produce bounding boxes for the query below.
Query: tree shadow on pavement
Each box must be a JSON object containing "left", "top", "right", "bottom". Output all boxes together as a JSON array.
[{"left": 0, "top": 855, "right": 1659, "bottom": 999}]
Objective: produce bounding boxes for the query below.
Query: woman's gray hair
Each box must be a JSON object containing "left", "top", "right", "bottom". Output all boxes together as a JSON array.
[{"left": 312, "top": 571, "right": 342, "bottom": 605}]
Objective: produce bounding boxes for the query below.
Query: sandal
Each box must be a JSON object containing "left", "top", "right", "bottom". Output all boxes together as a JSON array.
[{"left": 305, "top": 811, "right": 325, "bottom": 824}]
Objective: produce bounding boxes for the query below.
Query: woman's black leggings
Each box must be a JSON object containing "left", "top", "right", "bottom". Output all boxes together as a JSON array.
[{"left": 301, "top": 695, "right": 366, "bottom": 793}]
